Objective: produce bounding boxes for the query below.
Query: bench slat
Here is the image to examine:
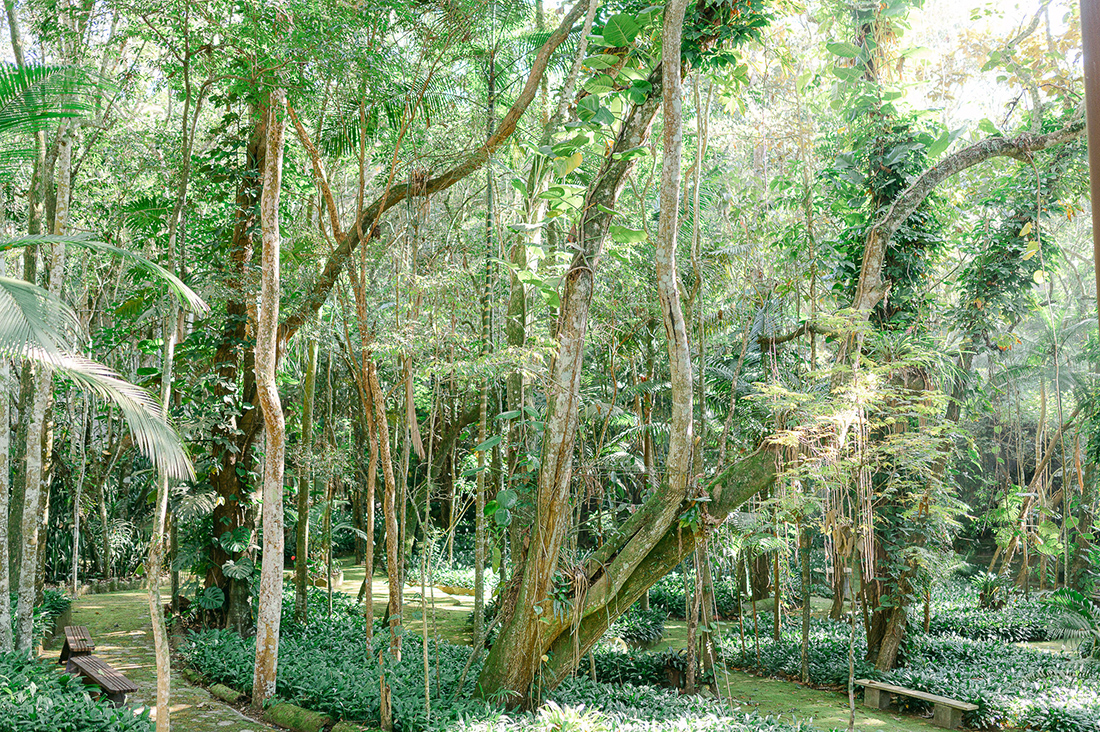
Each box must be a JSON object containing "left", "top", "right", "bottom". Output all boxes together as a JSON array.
[
  {"left": 856, "top": 679, "right": 978, "bottom": 711},
  {"left": 69, "top": 655, "right": 138, "bottom": 694},
  {"left": 59, "top": 626, "right": 95, "bottom": 664}
]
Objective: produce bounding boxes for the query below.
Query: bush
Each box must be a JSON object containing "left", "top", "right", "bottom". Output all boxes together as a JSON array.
[
  {"left": 0, "top": 652, "right": 152, "bottom": 732},
  {"left": 7, "top": 589, "right": 72, "bottom": 645}
]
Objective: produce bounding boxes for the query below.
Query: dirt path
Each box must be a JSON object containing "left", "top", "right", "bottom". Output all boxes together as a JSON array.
[{"left": 43, "top": 590, "right": 277, "bottom": 732}]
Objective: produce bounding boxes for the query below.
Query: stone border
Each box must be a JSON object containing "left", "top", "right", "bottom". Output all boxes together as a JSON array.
[{"left": 181, "top": 667, "right": 378, "bottom": 732}]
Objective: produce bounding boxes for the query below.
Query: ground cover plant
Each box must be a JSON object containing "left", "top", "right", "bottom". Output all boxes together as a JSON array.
[
  {"left": 0, "top": 652, "right": 152, "bottom": 732},
  {"left": 724, "top": 616, "right": 1100, "bottom": 732},
  {"left": 924, "top": 580, "right": 1056, "bottom": 642},
  {"left": 183, "top": 587, "right": 806, "bottom": 731}
]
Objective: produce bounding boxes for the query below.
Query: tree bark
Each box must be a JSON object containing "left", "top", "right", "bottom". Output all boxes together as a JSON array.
[
  {"left": 251, "top": 89, "right": 287, "bottom": 711},
  {"left": 476, "top": 65, "right": 665, "bottom": 704},
  {"left": 295, "top": 338, "right": 318, "bottom": 624}
]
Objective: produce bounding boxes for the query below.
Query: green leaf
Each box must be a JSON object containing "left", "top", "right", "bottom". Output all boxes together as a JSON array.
[
  {"left": 602, "top": 14, "right": 641, "bottom": 47},
  {"left": 610, "top": 225, "right": 647, "bottom": 243},
  {"left": 583, "top": 54, "right": 620, "bottom": 70},
  {"left": 826, "top": 41, "right": 861, "bottom": 58},
  {"left": 583, "top": 74, "right": 615, "bottom": 96},
  {"left": 474, "top": 434, "right": 502, "bottom": 452},
  {"left": 611, "top": 146, "right": 649, "bottom": 161},
  {"left": 590, "top": 106, "right": 615, "bottom": 126},
  {"left": 495, "top": 489, "right": 518, "bottom": 509}
]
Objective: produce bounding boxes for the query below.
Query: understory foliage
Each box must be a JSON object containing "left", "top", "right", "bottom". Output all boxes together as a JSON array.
[
  {"left": 725, "top": 617, "right": 1100, "bottom": 732},
  {"left": 181, "top": 589, "right": 802, "bottom": 732},
  {"left": 0, "top": 653, "right": 152, "bottom": 732}
]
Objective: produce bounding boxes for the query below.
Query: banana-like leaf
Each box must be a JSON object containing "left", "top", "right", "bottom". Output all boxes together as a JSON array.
[{"left": 0, "top": 235, "right": 208, "bottom": 314}]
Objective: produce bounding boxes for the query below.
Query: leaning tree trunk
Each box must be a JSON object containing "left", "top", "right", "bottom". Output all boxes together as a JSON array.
[
  {"left": 476, "top": 64, "right": 665, "bottom": 702},
  {"left": 252, "top": 89, "right": 287, "bottom": 711}
]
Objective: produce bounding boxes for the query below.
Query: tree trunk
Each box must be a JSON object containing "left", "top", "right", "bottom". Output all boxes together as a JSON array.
[
  {"left": 251, "top": 89, "right": 287, "bottom": 711},
  {"left": 296, "top": 338, "right": 318, "bottom": 624},
  {"left": 369, "top": 358, "right": 402, "bottom": 659},
  {"left": 0, "top": 252, "right": 11, "bottom": 653},
  {"left": 476, "top": 66, "right": 665, "bottom": 702},
  {"left": 209, "top": 113, "right": 265, "bottom": 635}
]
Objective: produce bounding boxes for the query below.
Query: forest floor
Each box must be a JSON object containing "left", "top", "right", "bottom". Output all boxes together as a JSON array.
[
  {"left": 36, "top": 562, "right": 957, "bottom": 732},
  {"left": 42, "top": 589, "right": 277, "bottom": 732},
  {"left": 334, "top": 560, "right": 946, "bottom": 732}
]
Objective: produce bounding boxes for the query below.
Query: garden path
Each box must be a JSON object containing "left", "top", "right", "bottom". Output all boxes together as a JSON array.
[{"left": 42, "top": 589, "right": 277, "bottom": 732}]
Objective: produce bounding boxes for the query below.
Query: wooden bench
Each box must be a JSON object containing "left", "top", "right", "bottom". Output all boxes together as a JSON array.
[
  {"left": 67, "top": 654, "right": 139, "bottom": 707},
  {"left": 58, "top": 625, "right": 94, "bottom": 665},
  {"left": 857, "top": 679, "right": 978, "bottom": 729}
]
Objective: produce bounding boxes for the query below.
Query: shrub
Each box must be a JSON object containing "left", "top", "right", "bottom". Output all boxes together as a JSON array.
[
  {"left": 0, "top": 652, "right": 153, "bottom": 732},
  {"left": 7, "top": 589, "right": 73, "bottom": 645}
]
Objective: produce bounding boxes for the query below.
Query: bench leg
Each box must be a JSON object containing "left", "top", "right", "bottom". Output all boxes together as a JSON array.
[
  {"left": 104, "top": 691, "right": 127, "bottom": 708},
  {"left": 864, "top": 687, "right": 891, "bottom": 710},
  {"left": 933, "top": 703, "right": 962, "bottom": 729}
]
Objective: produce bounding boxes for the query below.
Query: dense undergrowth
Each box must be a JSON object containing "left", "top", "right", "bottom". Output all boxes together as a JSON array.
[
  {"left": 6, "top": 589, "right": 73, "bottom": 646},
  {"left": 181, "top": 586, "right": 804, "bottom": 732},
  {"left": 0, "top": 652, "right": 152, "bottom": 732}
]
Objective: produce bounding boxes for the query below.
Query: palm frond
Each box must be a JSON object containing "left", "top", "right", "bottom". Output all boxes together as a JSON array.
[
  {"left": 0, "top": 235, "right": 208, "bottom": 314},
  {"left": 0, "top": 275, "right": 80, "bottom": 358},
  {"left": 23, "top": 346, "right": 193, "bottom": 480},
  {"left": 0, "top": 64, "right": 104, "bottom": 136}
]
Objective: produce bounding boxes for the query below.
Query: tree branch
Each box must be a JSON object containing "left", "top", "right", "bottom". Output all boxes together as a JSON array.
[
  {"left": 852, "top": 114, "right": 1085, "bottom": 313},
  {"left": 278, "top": 0, "right": 588, "bottom": 344}
]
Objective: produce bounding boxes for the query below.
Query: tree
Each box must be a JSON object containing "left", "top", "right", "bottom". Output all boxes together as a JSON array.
[{"left": 252, "top": 87, "right": 288, "bottom": 711}]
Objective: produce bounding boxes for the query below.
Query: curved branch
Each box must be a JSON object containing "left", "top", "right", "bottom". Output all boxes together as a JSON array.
[
  {"left": 278, "top": 0, "right": 588, "bottom": 343},
  {"left": 852, "top": 116, "right": 1085, "bottom": 313}
]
